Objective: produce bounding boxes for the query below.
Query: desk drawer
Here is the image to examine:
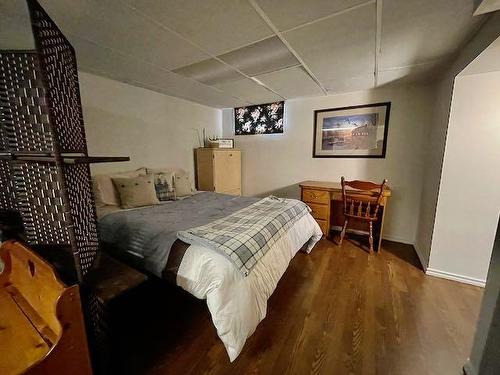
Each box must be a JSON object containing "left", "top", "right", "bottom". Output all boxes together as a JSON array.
[
  {"left": 302, "top": 189, "right": 329, "bottom": 205},
  {"left": 308, "top": 203, "right": 328, "bottom": 220}
]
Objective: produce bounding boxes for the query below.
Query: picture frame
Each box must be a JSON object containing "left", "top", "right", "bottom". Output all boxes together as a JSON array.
[
  {"left": 313, "top": 102, "right": 391, "bottom": 158},
  {"left": 206, "top": 138, "right": 234, "bottom": 148},
  {"left": 216, "top": 139, "right": 234, "bottom": 148}
]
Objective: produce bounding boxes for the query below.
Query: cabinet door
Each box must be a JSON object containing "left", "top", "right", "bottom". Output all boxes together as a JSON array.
[
  {"left": 213, "top": 151, "right": 241, "bottom": 194},
  {"left": 196, "top": 149, "right": 214, "bottom": 191}
]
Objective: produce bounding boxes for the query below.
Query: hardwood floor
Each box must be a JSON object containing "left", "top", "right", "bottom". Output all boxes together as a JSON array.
[{"left": 110, "top": 239, "right": 483, "bottom": 375}]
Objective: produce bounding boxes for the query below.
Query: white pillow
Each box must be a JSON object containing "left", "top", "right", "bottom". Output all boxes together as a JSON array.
[
  {"left": 92, "top": 168, "right": 146, "bottom": 206},
  {"left": 174, "top": 172, "right": 195, "bottom": 197},
  {"left": 147, "top": 167, "right": 187, "bottom": 175}
]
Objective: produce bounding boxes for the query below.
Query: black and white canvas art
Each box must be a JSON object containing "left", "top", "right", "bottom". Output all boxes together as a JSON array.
[{"left": 234, "top": 101, "right": 284, "bottom": 135}]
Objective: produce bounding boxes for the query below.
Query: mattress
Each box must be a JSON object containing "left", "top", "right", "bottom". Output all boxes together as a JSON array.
[{"left": 97, "top": 192, "right": 323, "bottom": 361}]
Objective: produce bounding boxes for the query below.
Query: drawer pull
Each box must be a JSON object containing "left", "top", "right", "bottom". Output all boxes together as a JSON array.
[{"left": 303, "top": 189, "right": 329, "bottom": 205}]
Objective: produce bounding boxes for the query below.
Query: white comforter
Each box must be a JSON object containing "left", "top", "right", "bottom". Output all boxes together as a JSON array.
[{"left": 176, "top": 213, "right": 323, "bottom": 361}]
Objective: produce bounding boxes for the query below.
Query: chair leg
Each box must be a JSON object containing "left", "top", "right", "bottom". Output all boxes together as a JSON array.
[
  {"left": 369, "top": 221, "right": 374, "bottom": 254},
  {"left": 339, "top": 219, "right": 348, "bottom": 246}
]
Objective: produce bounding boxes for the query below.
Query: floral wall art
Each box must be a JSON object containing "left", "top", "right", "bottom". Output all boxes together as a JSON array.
[{"left": 234, "top": 101, "right": 284, "bottom": 135}]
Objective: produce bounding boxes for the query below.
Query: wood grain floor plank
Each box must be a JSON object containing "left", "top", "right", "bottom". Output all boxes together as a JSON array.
[{"left": 110, "top": 239, "right": 482, "bottom": 375}]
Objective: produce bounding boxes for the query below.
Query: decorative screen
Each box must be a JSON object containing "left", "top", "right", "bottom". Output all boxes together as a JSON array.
[
  {"left": 0, "top": 52, "right": 53, "bottom": 153},
  {"left": 234, "top": 101, "right": 284, "bottom": 135},
  {"left": 28, "top": 0, "right": 88, "bottom": 154}
]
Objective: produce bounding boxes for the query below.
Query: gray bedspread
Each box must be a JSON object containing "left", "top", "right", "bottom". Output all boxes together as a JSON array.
[{"left": 98, "top": 192, "right": 258, "bottom": 277}]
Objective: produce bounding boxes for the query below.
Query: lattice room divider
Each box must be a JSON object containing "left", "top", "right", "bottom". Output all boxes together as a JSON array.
[
  {"left": 0, "top": 0, "right": 127, "bottom": 283},
  {"left": 1, "top": 2, "right": 131, "bottom": 371}
]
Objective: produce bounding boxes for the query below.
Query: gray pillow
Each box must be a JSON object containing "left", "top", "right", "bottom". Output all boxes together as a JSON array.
[
  {"left": 153, "top": 172, "right": 176, "bottom": 201},
  {"left": 112, "top": 174, "right": 160, "bottom": 209}
]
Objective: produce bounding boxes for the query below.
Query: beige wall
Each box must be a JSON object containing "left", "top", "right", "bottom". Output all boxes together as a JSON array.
[
  {"left": 80, "top": 72, "right": 221, "bottom": 177},
  {"left": 222, "top": 85, "right": 435, "bottom": 244},
  {"left": 428, "top": 69, "right": 500, "bottom": 284},
  {"left": 414, "top": 12, "right": 500, "bottom": 270},
  {"left": 414, "top": 78, "right": 454, "bottom": 267},
  {"left": 465, "top": 218, "right": 500, "bottom": 375}
]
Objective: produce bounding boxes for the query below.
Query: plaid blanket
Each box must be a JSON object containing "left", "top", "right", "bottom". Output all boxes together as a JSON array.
[{"left": 177, "top": 196, "right": 311, "bottom": 276}]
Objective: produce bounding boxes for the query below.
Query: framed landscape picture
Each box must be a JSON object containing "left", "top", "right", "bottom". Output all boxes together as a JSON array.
[
  {"left": 313, "top": 102, "right": 391, "bottom": 158},
  {"left": 234, "top": 101, "right": 284, "bottom": 135}
]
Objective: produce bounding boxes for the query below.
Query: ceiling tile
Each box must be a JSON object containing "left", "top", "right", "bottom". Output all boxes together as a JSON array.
[
  {"left": 380, "top": 0, "right": 485, "bottom": 69},
  {"left": 71, "top": 36, "right": 157, "bottom": 84},
  {"left": 72, "top": 36, "right": 247, "bottom": 108},
  {"left": 39, "top": 0, "right": 209, "bottom": 70},
  {"left": 377, "top": 60, "right": 447, "bottom": 86},
  {"left": 0, "top": 1, "right": 29, "bottom": 19},
  {"left": 215, "top": 79, "right": 283, "bottom": 104},
  {"left": 255, "top": 0, "right": 369, "bottom": 31},
  {"left": 173, "top": 58, "right": 245, "bottom": 86},
  {"left": 0, "top": 16, "right": 34, "bottom": 50},
  {"left": 256, "top": 67, "right": 324, "bottom": 98},
  {"left": 218, "top": 36, "right": 300, "bottom": 76},
  {"left": 460, "top": 37, "right": 500, "bottom": 76},
  {"left": 283, "top": 4, "right": 376, "bottom": 84},
  {"left": 324, "top": 74, "right": 375, "bottom": 94},
  {"left": 125, "top": 0, "right": 274, "bottom": 55}
]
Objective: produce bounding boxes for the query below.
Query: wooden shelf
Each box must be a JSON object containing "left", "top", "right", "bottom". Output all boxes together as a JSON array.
[
  {"left": 85, "top": 253, "right": 147, "bottom": 304},
  {"left": 63, "top": 156, "right": 130, "bottom": 164},
  {"left": 0, "top": 153, "right": 130, "bottom": 164}
]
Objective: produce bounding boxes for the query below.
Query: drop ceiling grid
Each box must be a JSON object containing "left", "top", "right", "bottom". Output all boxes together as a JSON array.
[
  {"left": 122, "top": 1, "right": 286, "bottom": 102},
  {"left": 36, "top": 0, "right": 415, "bottom": 104},
  {"left": 253, "top": 0, "right": 374, "bottom": 32},
  {"left": 19, "top": 0, "right": 253, "bottom": 106},
  {"left": 2, "top": 0, "right": 252, "bottom": 107},
  {"left": 255, "top": 66, "right": 325, "bottom": 98},
  {"left": 115, "top": 0, "right": 479, "bottom": 104},
  {"left": 247, "top": 0, "right": 328, "bottom": 95},
  {"left": 1, "top": 0, "right": 486, "bottom": 108},
  {"left": 283, "top": 3, "right": 377, "bottom": 88},
  {"left": 123, "top": 0, "right": 276, "bottom": 56},
  {"left": 122, "top": 0, "right": 386, "bottom": 102},
  {"left": 68, "top": 32, "right": 253, "bottom": 108}
]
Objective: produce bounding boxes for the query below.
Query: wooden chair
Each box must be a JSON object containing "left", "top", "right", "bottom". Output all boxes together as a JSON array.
[{"left": 338, "top": 177, "right": 388, "bottom": 254}]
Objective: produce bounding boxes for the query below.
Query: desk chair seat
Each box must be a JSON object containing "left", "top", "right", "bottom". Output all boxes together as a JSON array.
[{"left": 338, "top": 177, "right": 388, "bottom": 254}]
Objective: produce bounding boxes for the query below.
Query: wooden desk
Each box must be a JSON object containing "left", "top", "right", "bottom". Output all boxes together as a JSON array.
[{"left": 299, "top": 180, "right": 391, "bottom": 251}]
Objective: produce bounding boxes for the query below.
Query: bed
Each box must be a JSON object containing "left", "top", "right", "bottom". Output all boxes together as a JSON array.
[{"left": 97, "top": 191, "right": 322, "bottom": 361}]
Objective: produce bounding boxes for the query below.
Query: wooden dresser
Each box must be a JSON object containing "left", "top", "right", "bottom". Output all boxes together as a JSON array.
[
  {"left": 196, "top": 148, "right": 241, "bottom": 196},
  {"left": 300, "top": 180, "right": 391, "bottom": 250}
]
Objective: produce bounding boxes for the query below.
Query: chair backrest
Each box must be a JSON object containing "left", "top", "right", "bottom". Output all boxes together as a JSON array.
[{"left": 341, "top": 177, "right": 388, "bottom": 220}]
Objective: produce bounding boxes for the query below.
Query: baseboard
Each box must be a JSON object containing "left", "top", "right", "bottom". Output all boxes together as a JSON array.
[
  {"left": 330, "top": 226, "right": 413, "bottom": 244},
  {"left": 381, "top": 234, "right": 413, "bottom": 244},
  {"left": 463, "top": 360, "right": 477, "bottom": 375},
  {"left": 426, "top": 268, "right": 486, "bottom": 287},
  {"left": 412, "top": 243, "right": 428, "bottom": 272}
]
